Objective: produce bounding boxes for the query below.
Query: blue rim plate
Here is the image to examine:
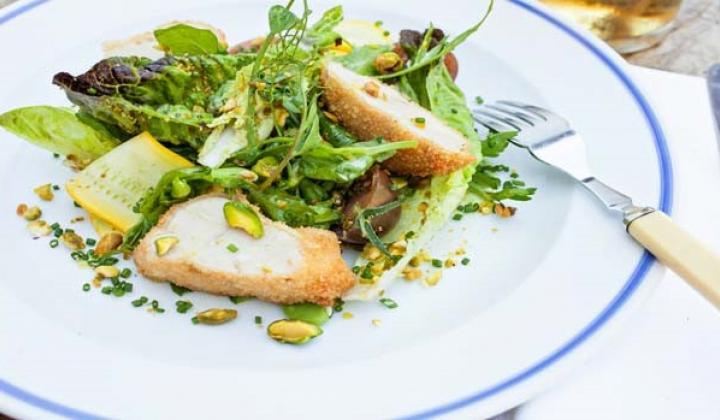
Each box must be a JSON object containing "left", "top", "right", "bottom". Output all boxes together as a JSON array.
[{"left": 0, "top": 0, "right": 671, "bottom": 418}]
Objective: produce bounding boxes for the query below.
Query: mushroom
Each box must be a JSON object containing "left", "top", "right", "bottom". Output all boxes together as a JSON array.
[{"left": 340, "top": 166, "right": 401, "bottom": 244}]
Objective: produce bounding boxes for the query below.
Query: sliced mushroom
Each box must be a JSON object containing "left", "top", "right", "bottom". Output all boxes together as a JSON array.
[{"left": 340, "top": 166, "right": 401, "bottom": 244}]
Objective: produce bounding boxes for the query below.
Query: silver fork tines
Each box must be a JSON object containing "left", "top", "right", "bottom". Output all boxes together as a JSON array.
[{"left": 473, "top": 100, "right": 654, "bottom": 223}]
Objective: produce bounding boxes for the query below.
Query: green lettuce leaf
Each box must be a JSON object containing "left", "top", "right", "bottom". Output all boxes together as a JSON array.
[
  {"left": 247, "top": 187, "right": 340, "bottom": 228},
  {"left": 154, "top": 23, "right": 227, "bottom": 55},
  {"left": 346, "top": 162, "right": 476, "bottom": 301},
  {"left": 299, "top": 139, "right": 417, "bottom": 183},
  {"left": 426, "top": 63, "right": 480, "bottom": 142},
  {"left": 0, "top": 106, "right": 119, "bottom": 160}
]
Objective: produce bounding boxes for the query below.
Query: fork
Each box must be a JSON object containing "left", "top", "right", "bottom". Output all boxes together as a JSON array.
[{"left": 473, "top": 100, "right": 720, "bottom": 309}]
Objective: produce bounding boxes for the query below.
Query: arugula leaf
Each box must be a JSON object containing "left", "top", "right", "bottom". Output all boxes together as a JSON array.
[
  {"left": 335, "top": 45, "right": 391, "bottom": 75},
  {"left": 468, "top": 163, "right": 536, "bottom": 202},
  {"left": 377, "top": 0, "right": 494, "bottom": 79},
  {"left": 319, "top": 112, "right": 356, "bottom": 147},
  {"left": 0, "top": 106, "right": 119, "bottom": 160},
  {"left": 154, "top": 23, "right": 227, "bottom": 55},
  {"left": 305, "top": 5, "right": 343, "bottom": 47},
  {"left": 481, "top": 130, "right": 515, "bottom": 157},
  {"left": 299, "top": 139, "right": 417, "bottom": 183},
  {"left": 247, "top": 187, "right": 340, "bottom": 228}
]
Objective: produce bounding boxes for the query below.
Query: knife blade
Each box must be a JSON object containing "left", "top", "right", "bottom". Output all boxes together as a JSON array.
[{"left": 709, "top": 64, "right": 720, "bottom": 138}]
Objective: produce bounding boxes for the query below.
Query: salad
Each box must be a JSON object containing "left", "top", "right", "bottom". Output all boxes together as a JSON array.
[{"left": 0, "top": 0, "right": 535, "bottom": 345}]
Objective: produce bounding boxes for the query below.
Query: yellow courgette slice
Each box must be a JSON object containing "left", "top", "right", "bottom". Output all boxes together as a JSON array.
[{"left": 66, "top": 132, "right": 193, "bottom": 232}]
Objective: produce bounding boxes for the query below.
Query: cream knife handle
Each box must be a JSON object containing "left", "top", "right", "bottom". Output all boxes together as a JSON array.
[{"left": 628, "top": 211, "right": 720, "bottom": 308}]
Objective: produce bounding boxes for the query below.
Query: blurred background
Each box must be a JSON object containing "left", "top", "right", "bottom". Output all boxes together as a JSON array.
[{"left": 539, "top": 0, "right": 719, "bottom": 76}]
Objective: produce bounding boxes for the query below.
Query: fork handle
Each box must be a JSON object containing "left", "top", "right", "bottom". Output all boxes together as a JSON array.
[{"left": 628, "top": 211, "right": 720, "bottom": 308}]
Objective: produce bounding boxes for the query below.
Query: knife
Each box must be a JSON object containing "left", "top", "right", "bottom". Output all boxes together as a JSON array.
[{"left": 709, "top": 64, "right": 720, "bottom": 138}]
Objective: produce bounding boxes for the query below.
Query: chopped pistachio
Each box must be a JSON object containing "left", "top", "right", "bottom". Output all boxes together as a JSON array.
[
  {"left": 154, "top": 235, "right": 179, "bottom": 256},
  {"left": 425, "top": 271, "right": 442, "bottom": 286},
  {"left": 95, "top": 232, "right": 123, "bottom": 255},
  {"left": 95, "top": 265, "right": 120, "bottom": 279},
  {"left": 60, "top": 231, "right": 85, "bottom": 250},
  {"left": 373, "top": 51, "right": 403, "bottom": 74},
  {"left": 27, "top": 220, "right": 52, "bottom": 236},
  {"left": 267, "top": 319, "right": 322, "bottom": 344},
  {"left": 362, "top": 81, "right": 380, "bottom": 97},
  {"left": 16, "top": 203, "right": 28, "bottom": 217},
  {"left": 223, "top": 201, "right": 264, "bottom": 238},
  {"left": 251, "top": 156, "right": 280, "bottom": 178},
  {"left": 402, "top": 267, "right": 422, "bottom": 281},
  {"left": 23, "top": 206, "right": 42, "bottom": 221},
  {"left": 33, "top": 184, "right": 54, "bottom": 201},
  {"left": 195, "top": 308, "right": 237, "bottom": 325}
]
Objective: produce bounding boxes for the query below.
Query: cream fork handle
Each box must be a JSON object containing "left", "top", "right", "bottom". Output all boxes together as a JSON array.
[{"left": 628, "top": 211, "right": 720, "bottom": 308}]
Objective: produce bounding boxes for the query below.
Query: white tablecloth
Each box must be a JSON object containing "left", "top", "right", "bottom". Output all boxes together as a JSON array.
[{"left": 517, "top": 66, "right": 720, "bottom": 420}]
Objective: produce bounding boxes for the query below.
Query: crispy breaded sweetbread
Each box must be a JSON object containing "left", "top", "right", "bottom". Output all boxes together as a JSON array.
[
  {"left": 321, "top": 61, "right": 475, "bottom": 176},
  {"left": 133, "top": 194, "right": 355, "bottom": 306}
]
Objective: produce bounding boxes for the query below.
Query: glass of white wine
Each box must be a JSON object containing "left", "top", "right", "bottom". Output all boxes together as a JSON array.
[{"left": 539, "top": 0, "right": 683, "bottom": 53}]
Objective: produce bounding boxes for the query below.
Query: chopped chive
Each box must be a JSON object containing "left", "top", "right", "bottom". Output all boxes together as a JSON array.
[
  {"left": 229, "top": 296, "right": 250, "bottom": 304},
  {"left": 383, "top": 30, "right": 390, "bottom": 36},
  {"left": 53, "top": 229, "right": 63, "bottom": 238},
  {"left": 112, "top": 288, "right": 125, "bottom": 297},
  {"left": 191, "top": 316, "right": 199, "bottom": 324},
  {"left": 82, "top": 283, "right": 91, "bottom": 292},
  {"left": 110, "top": 277, "right": 119, "bottom": 286},
  {"left": 379, "top": 297, "right": 398, "bottom": 309},
  {"left": 170, "top": 283, "right": 191, "bottom": 296},
  {"left": 461, "top": 257, "right": 470, "bottom": 266},
  {"left": 53, "top": 153, "right": 60, "bottom": 158},
  {"left": 155, "top": 307, "right": 165, "bottom": 313},
  {"left": 85, "top": 238, "right": 96, "bottom": 246},
  {"left": 175, "top": 300, "right": 193, "bottom": 314},
  {"left": 405, "top": 230, "right": 415, "bottom": 239},
  {"left": 475, "top": 96, "right": 484, "bottom": 105},
  {"left": 374, "top": 20, "right": 383, "bottom": 27},
  {"left": 431, "top": 259, "right": 443, "bottom": 268},
  {"left": 122, "top": 282, "right": 133, "bottom": 292},
  {"left": 132, "top": 296, "right": 148, "bottom": 307},
  {"left": 254, "top": 315, "right": 262, "bottom": 325},
  {"left": 120, "top": 268, "right": 132, "bottom": 278},
  {"left": 452, "top": 213, "right": 463, "bottom": 221},
  {"left": 49, "top": 239, "right": 59, "bottom": 248},
  {"left": 151, "top": 300, "right": 159, "bottom": 309},
  {"left": 73, "top": 201, "right": 81, "bottom": 208},
  {"left": 52, "top": 185, "right": 60, "bottom": 191},
  {"left": 226, "top": 243, "right": 239, "bottom": 253},
  {"left": 333, "top": 298, "right": 345, "bottom": 313},
  {"left": 351, "top": 265, "right": 361, "bottom": 274},
  {"left": 50, "top": 222, "right": 60, "bottom": 230},
  {"left": 360, "top": 263, "right": 374, "bottom": 279},
  {"left": 414, "top": 117, "right": 426, "bottom": 123},
  {"left": 101, "top": 286, "right": 112, "bottom": 295}
]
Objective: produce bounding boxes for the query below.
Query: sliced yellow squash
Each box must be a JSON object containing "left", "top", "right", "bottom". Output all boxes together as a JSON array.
[
  {"left": 334, "top": 20, "right": 393, "bottom": 47},
  {"left": 66, "top": 132, "right": 193, "bottom": 232}
]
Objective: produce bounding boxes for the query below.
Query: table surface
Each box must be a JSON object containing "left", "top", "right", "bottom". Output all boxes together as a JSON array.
[{"left": 625, "top": 0, "right": 719, "bottom": 76}]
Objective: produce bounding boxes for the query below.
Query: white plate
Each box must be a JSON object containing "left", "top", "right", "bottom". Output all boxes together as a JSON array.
[{"left": 0, "top": 0, "right": 672, "bottom": 418}]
